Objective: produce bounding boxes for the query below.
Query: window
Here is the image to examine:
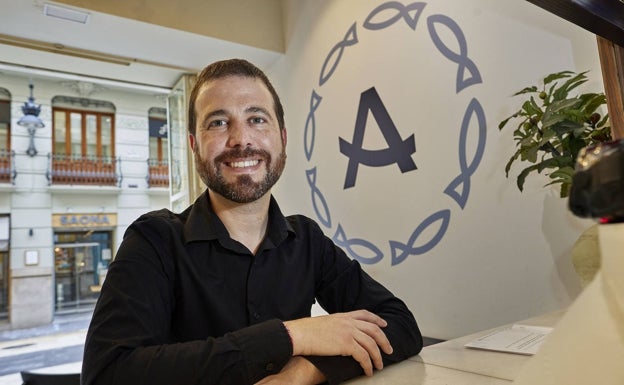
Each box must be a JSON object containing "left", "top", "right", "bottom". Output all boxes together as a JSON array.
[
  {"left": 0, "top": 89, "right": 12, "bottom": 184},
  {"left": 147, "top": 107, "right": 169, "bottom": 187},
  {"left": 50, "top": 96, "right": 117, "bottom": 186},
  {"left": 53, "top": 109, "right": 114, "bottom": 159},
  {"left": 54, "top": 230, "right": 113, "bottom": 311},
  {"left": 0, "top": 99, "right": 9, "bottom": 151}
]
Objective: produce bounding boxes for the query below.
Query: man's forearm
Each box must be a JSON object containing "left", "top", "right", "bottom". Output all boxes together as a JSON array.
[{"left": 254, "top": 357, "right": 326, "bottom": 385}]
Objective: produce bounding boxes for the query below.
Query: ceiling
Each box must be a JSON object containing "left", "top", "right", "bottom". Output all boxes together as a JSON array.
[{"left": 0, "top": 0, "right": 285, "bottom": 93}]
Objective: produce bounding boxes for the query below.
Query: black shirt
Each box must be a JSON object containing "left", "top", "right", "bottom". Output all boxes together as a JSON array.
[{"left": 81, "top": 192, "right": 423, "bottom": 385}]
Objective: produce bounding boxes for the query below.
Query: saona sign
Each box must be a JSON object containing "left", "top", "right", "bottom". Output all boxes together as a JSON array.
[
  {"left": 53, "top": 213, "right": 117, "bottom": 228},
  {"left": 303, "top": 1, "right": 487, "bottom": 266}
]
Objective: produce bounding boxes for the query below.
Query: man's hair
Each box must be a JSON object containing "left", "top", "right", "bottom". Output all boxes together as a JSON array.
[{"left": 187, "top": 58, "right": 285, "bottom": 135}]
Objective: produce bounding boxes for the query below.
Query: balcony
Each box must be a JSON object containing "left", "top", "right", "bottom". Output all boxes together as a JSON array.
[
  {"left": 147, "top": 159, "right": 169, "bottom": 188},
  {"left": 48, "top": 154, "right": 121, "bottom": 186},
  {"left": 0, "top": 150, "right": 16, "bottom": 184}
]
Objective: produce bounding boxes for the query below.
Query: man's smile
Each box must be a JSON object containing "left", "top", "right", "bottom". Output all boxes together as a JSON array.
[{"left": 228, "top": 159, "right": 260, "bottom": 168}]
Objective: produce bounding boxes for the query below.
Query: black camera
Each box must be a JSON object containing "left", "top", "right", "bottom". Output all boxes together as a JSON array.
[{"left": 569, "top": 139, "right": 624, "bottom": 222}]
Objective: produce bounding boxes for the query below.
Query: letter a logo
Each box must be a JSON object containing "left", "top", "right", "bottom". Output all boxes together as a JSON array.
[{"left": 339, "top": 87, "right": 417, "bottom": 189}]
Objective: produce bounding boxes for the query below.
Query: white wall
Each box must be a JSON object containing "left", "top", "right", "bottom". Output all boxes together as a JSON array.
[{"left": 270, "top": 0, "right": 600, "bottom": 339}]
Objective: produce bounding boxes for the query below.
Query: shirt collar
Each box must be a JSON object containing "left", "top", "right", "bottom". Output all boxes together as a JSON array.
[{"left": 183, "top": 191, "right": 294, "bottom": 246}]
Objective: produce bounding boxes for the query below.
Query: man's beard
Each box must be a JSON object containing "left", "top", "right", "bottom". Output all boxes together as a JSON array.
[{"left": 194, "top": 145, "right": 286, "bottom": 203}]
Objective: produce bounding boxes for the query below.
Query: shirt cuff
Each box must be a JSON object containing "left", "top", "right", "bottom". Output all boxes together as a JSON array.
[
  {"left": 304, "top": 355, "right": 363, "bottom": 384},
  {"left": 230, "top": 319, "right": 293, "bottom": 383}
]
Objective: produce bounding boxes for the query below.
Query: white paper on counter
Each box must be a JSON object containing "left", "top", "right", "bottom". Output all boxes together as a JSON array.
[{"left": 464, "top": 324, "right": 553, "bottom": 355}]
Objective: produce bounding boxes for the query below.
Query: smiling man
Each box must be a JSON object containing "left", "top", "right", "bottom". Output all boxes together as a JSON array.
[{"left": 81, "top": 59, "right": 423, "bottom": 385}]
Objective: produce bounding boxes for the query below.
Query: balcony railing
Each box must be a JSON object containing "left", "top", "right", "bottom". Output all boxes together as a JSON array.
[
  {"left": 147, "top": 159, "right": 169, "bottom": 188},
  {"left": 48, "top": 154, "right": 121, "bottom": 186},
  {"left": 0, "top": 149, "right": 16, "bottom": 184}
]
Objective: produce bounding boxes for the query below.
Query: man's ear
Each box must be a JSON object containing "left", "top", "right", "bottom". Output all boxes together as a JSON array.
[
  {"left": 188, "top": 134, "right": 196, "bottom": 153},
  {"left": 281, "top": 127, "right": 287, "bottom": 147}
]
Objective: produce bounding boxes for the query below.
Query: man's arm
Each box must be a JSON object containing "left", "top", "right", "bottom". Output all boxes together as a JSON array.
[
  {"left": 254, "top": 357, "right": 326, "bottom": 385},
  {"left": 81, "top": 226, "right": 293, "bottom": 385},
  {"left": 285, "top": 310, "right": 393, "bottom": 376},
  {"left": 301, "top": 228, "right": 424, "bottom": 384}
]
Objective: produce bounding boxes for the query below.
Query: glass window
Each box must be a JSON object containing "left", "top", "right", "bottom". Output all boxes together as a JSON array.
[
  {"left": 0, "top": 123, "right": 8, "bottom": 152},
  {"left": 0, "top": 99, "right": 9, "bottom": 152},
  {"left": 52, "top": 108, "right": 115, "bottom": 160},
  {"left": 86, "top": 114, "right": 97, "bottom": 158},
  {"left": 148, "top": 107, "right": 168, "bottom": 163},
  {"left": 54, "top": 110, "right": 66, "bottom": 154},
  {"left": 0, "top": 95, "right": 12, "bottom": 185},
  {"left": 53, "top": 238, "right": 107, "bottom": 311},
  {"left": 50, "top": 96, "right": 117, "bottom": 185},
  {"left": 70, "top": 112, "right": 82, "bottom": 157},
  {"left": 147, "top": 107, "right": 169, "bottom": 187},
  {"left": 101, "top": 115, "right": 112, "bottom": 158}
]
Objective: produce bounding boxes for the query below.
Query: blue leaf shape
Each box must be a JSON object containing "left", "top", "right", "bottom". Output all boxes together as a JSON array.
[
  {"left": 427, "top": 14, "right": 482, "bottom": 93},
  {"left": 444, "top": 98, "right": 486, "bottom": 208},
  {"left": 306, "top": 167, "right": 332, "bottom": 228},
  {"left": 333, "top": 224, "right": 384, "bottom": 264},
  {"left": 320, "top": 23, "right": 358, "bottom": 86},
  {"left": 390, "top": 209, "right": 450, "bottom": 265},
  {"left": 363, "top": 1, "right": 427, "bottom": 31},
  {"left": 304, "top": 90, "right": 322, "bottom": 161}
]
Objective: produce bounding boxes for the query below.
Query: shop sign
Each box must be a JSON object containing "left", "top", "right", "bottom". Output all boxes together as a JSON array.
[{"left": 53, "top": 213, "right": 117, "bottom": 228}]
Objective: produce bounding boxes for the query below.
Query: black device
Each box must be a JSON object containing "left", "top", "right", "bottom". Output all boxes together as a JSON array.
[{"left": 569, "top": 139, "right": 624, "bottom": 222}]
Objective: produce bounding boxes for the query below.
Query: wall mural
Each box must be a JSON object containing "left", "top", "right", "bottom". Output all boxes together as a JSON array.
[{"left": 303, "top": 1, "right": 487, "bottom": 266}]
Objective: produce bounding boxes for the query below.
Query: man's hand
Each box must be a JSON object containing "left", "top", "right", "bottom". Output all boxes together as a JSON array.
[
  {"left": 283, "top": 310, "right": 393, "bottom": 376},
  {"left": 253, "top": 357, "right": 326, "bottom": 385}
]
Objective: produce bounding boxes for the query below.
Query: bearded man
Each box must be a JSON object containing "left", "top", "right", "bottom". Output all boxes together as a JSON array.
[{"left": 82, "top": 58, "right": 423, "bottom": 385}]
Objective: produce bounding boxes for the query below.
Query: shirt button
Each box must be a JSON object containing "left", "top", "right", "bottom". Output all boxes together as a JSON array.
[{"left": 265, "top": 362, "right": 275, "bottom": 371}]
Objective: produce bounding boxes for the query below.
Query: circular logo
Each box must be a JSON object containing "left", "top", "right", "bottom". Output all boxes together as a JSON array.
[{"left": 303, "top": 1, "right": 486, "bottom": 266}]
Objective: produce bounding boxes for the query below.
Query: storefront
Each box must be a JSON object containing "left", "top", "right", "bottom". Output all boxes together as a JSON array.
[{"left": 52, "top": 213, "right": 116, "bottom": 313}]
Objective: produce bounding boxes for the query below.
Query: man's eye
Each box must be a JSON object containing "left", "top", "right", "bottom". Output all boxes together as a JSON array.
[
  {"left": 250, "top": 117, "right": 266, "bottom": 124},
  {"left": 208, "top": 120, "right": 227, "bottom": 128}
]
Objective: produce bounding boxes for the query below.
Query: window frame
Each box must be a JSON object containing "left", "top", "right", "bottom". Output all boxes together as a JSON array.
[
  {"left": 0, "top": 99, "right": 10, "bottom": 152},
  {"left": 52, "top": 107, "right": 115, "bottom": 160}
]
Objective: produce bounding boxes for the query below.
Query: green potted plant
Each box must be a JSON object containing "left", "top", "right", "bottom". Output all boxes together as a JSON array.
[{"left": 498, "top": 70, "right": 611, "bottom": 197}]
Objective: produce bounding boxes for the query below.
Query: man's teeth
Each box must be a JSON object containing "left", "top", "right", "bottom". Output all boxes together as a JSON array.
[{"left": 230, "top": 160, "right": 259, "bottom": 168}]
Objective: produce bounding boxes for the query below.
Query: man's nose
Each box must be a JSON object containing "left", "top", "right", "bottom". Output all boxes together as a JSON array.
[{"left": 226, "top": 121, "right": 252, "bottom": 148}]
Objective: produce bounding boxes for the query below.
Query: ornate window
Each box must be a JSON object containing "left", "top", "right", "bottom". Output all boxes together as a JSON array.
[
  {"left": 0, "top": 89, "right": 13, "bottom": 184},
  {"left": 147, "top": 107, "right": 169, "bottom": 188},
  {"left": 50, "top": 96, "right": 118, "bottom": 186}
]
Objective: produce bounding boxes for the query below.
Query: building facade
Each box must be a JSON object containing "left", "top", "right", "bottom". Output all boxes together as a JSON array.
[{"left": 0, "top": 70, "right": 175, "bottom": 329}]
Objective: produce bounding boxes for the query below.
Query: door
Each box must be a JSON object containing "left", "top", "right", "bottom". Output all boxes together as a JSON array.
[
  {"left": 0, "top": 215, "right": 9, "bottom": 319},
  {"left": 54, "top": 242, "right": 101, "bottom": 311}
]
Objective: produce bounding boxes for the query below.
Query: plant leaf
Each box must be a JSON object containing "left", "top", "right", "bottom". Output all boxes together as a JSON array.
[
  {"left": 550, "top": 120, "right": 584, "bottom": 137},
  {"left": 504, "top": 148, "right": 522, "bottom": 177},
  {"left": 536, "top": 156, "right": 574, "bottom": 173},
  {"left": 498, "top": 70, "right": 611, "bottom": 197},
  {"left": 513, "top": 86, "right": 538, "bottom": 96},
  {"left": 521, "top": 98, "right": 542, "bottom": 116},
  {"left": 516, "top": 164, "right": 541, "bottom": 192},
  {"left": 498, "top": 115, "right": 515, "bottom": 130},
  {"left": 579, "top": 93, "right": 606, "bottom": 114},
  {"left": 543, "top": 70, "right": 575, "bottom": 85},
  {"left": 552, "top": 71, "right": 588, "bottom": 100}
]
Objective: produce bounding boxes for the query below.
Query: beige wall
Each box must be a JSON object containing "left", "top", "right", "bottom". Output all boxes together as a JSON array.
[
  {"left": 271, "top": 0, "right": 602, "bottom": 340},
  {"left": 56, "top": 0, "right": 285, "bottom": 53}
]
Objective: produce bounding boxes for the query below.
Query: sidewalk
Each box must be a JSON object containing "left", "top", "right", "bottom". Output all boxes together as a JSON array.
[{"left": 0, "top": 310, "right": 92, "bottom": 385}]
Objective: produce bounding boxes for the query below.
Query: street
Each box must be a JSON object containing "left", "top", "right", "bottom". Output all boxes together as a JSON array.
[{"left": 0, "top": 311, "right": 91, "bottom": 384}]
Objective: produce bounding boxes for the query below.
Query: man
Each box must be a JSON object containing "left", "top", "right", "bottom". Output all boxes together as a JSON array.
[{"left": 82, "top": 59, "right": 422, "bottom": 385}]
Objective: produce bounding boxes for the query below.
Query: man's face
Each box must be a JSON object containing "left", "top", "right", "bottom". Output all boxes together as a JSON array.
[{"left": 190, "top": 75, "right": 287, "bottom": 203}]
